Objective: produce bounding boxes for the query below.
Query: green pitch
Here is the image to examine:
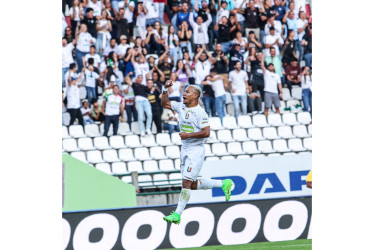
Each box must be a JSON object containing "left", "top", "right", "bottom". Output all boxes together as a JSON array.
[{"left": 163, "top": 239, "right": 312, "bottom": 250}]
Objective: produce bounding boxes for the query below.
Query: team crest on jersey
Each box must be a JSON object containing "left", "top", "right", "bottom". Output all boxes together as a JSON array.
[
  {"left": 187, "top": 166, "right": 192, "bottom": 172},
  {"left": 185, "top": 110, "right": 191, "bottom": 119}
]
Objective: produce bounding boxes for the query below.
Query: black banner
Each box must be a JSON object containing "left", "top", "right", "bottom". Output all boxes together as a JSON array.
[{"left": 63, "top": 197, "right": 312, "bottom": 250}]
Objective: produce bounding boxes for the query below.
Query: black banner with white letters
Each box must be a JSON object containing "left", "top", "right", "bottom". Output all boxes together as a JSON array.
[{"left": 62, "top": 197, "right": 312, "bottom": 250}]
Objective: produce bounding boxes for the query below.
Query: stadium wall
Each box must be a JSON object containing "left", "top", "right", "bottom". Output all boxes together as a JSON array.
[{"left": 62, "top": 196, "right": 312, "bottom": 250}]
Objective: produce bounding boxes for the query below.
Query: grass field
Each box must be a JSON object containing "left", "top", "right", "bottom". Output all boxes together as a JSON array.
[{"left": 164, "top": 239, "right": 312, "bottom": 250}]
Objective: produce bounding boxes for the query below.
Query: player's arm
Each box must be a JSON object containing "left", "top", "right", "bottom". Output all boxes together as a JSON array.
[
  {"left": 180, "top": 126, "right": 210, "bottom": 140},
  {"left": 161, "top": 80, "right": 174, "bottom": 110}
]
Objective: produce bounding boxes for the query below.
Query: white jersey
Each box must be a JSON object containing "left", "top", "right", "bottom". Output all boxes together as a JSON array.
[{"left": 171, "top": 101, "right": 210, "bottom": 148}]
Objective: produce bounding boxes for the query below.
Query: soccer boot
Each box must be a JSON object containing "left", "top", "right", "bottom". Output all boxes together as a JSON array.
[
  {"left": 163, "top": 211, "right": 181, "bottom": 225},
  {"left": 222, "top": 179, "right": 233, "bottom": 202}
]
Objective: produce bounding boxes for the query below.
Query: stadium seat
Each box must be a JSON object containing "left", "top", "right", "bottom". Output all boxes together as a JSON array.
[
  {"left": 247, "top": 128, "right": 265, "bottom": 141},
  {"left": 122, "top": 176, "right": 132, "bottom": 184},
  {"left": 143, "top": 160, "right": 159, "bottom": 172},
  {"left": 237, "top": 115, "right": 254, "bottom": 129},
  {"left": 130, "top": 122, "right": 141, "bottom": 135},
  {"left": 103, "top": 149, "right": 120, "bottom": 163},
  {"left": 225, "top": 92, "right": 233, "bottom": 103},
  {"left": 165, "top": 145, "right": 180, "bottom": 159},
  {"left": 217, "top": 129, "right": 234, "bottom": 142},
  {"left": 93, "top": 136, "right": 111, "bottom": 150},
  {"left": 62, "top": 113, "right": 70, "bottom": 126},
  {"left": 150, "top": 146, "right": 167, "bottom": 160},
  {"left": 267, "top": 113, "right": 283, "bottom": 127},
  {"left": 263, "top": 127, "right": 280, "bottom": 140},
  {"left": 286, "top": 100, "right": 302, "bottom": 113},
  {"left": 140, "top": 134, "right": 158, "bottom": 147},
  {"left": 267, "top": 153, "right": 281, "bottom": 157},
  {"left": 252, "top": 114, "right": 269, "bottom": 127},
  {"left": 95, "top": 163, "right": 112, "bottom": 175},
  {"left": 279, "top": 101, "right": 286, "bottom": 114},
  {"left": 159, "top": 159, "right": 175, "bottom": 171},
  {"left": 174, "top": 159, "right": 181, "bottom": 169},
  {"left": 273, "top": 139, "right": 291, "bottom": 153},
  {"left": 258, "top": 140, "right": 275, "bottom": 153},
  {"left": 303, "top": 137, "right": 312, "bottom": 150},
  {"left": 153, "top": 173, "right": 169, "bottom": 186},
  {"left": 212, "top": 143, "right": 230, "bottom": 156},
  {"left": 221, "top": 156, "right": 235, "bottom": 160},
  {"left": 111, "top": 162, "right": 128, "bottom": 175},
  {"left": 206, "top": 130, "right": 219, "bottom": 143},
  {"left": 125, "top": 135, "right": 142, "bottom": 148},
  {"left": 138, "top": 175, "right": 153, "bottom": 187},
  {"left": 70, "top": 151, "right": 88, "bottom": 163},
  {"left": 206, "top": 156, "right": 220, "bottom": 161},
  {"left": 293, "top": 125, "right": 309, "bottom": 138},
  {"left": 69, "top": 125, "right": 86, "bottom": 138},
  {"left": 134, "top": 147, "right": 152, "bottom": 161},
  {"left": 99, "top": 123, "right": 113, "bottom": 136},
  {"left": 232, "top": 128, "right": 249, "bottom": 142},
  {"left": 79, "top": 86, "right": 87, "bottom": 100},
  {"left": 127, "top": 161, "right": 144, "bottom": 173},
  {"left": 237, "top": 155, "right": 250, "bottom": 159},
  {"left": 62, "top": 126, "right": 70, "bottom": 139},
  {"left": 222, "top": 116, "right": 239, "bottom": 129},
  {"left": 227, "top": 142, "right": 245, "bottom": 155},
  {"left": 282, "top": 113, "right": 299, "bottom": 126},
  {"left": 283, "top": 152, "right": 296, "bottom": 156},
  {"left": 78, "top": 138, "right": 96, "bottom": 151},
  {"left": 156, "top": 133, "right": 173, "bottom": 146},
  {"left": 86, "top": 150, "right": 105, "bottom": 164},
  {"left": 278, "top": 126, "right": 295, "bottom": 139},
  {"left": 118, "top": 148, "right": 136, "bottom": 161},
  {"left": 85, "top": 124, "right": 101, "bottom": 137},
  {"left": 226, "top": 104, "right": 235, "bottom": 116},
  {"left": 109, "top": 135, "right": 127, "bottom": 149},
  {"left": 63, "top": 138, "right": 80, "bottom": 152},
  {"left": 252, "top": 154, "right": 265, "bottom": 158},
  {"left": 204, "top": 144, "right": 214, "bottom": 157},
  {"left": 291, "top": 87, "right": 302, "bottom": 100},
  {"left": 308, "top": 124, "right": 312, "bottom": 135},
  {"left": 297, "top": 112, "right": 312, "bottom": 125},
  {"left": 171, "top": 132, "right": 182, "bottom": 145},
  {"left": 210, "top": 117, "right": 224, "bottom": 130},
  {"left": 282, "top": 88, "right": 292, "bottom": 101},
  {"left": 151, "top": 122, "right": 157, "bottom": 134},
  {"left": 169, "top": 173, "right": 182, "bottom": 185},
  {"left": 288, "top": 138, "right": 305, "bottom": 152},
  {"left": 118, "top": 123, "right": 131, "bottom": 135}
]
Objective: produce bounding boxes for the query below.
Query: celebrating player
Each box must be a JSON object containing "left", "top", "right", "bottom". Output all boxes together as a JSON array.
[{"left": 161, "top": 80, "right": 234, "bottom": 225}]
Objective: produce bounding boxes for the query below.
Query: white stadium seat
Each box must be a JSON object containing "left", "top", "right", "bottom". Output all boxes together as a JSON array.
[
  {"left": 226, "top": 104, "right": 235, "bottom": 116},
  {"left": 206, "top": 156, "right": 220, "bottom": 161},
  {"left": 159, "top": 159, "right": 175, "bottom": 171},
  {"left": 258, "top": 140, "right": 275, "bottom": 153},
  {"left": 118, "top": 122, "right": 131, "bottom": 135},
  {"left": 138, "top": 175, "right": 153, "bottom": 187},
  {"left": 93, "top": 136, "right": 111, "bottom": 150},
  {"left": 130, "top": 121, "right": 141, "bottom": 135},
  {"left": 212, "top": 143, "right": 230, "bottom": 156},
  {"left": 85, "top": 124, "right": 101, "bottom": 137},
  {"left": 227, "top": 142, "right": 245, "bottom": 155},
  {"left": 273, "top": 139, "right": 291, "bottom": 153},
  {"left": 279, "top": 101, "right": 286, "bottom": 114},
  {"left": 291, "top": 87, "right": 302, "bottom": 100},
  {"left": 204, "top": 144, "right": 214, "bottom": 157},
  {"left": 297, "top": 112, "right": 312, "bottom": 125},
  {"left": 122, "top": 176, "right": 132, "bottom": 184},
  {"left": 252, "top": 154, "right": 266, "bottom": 158},
  {"left": 247, "top": 128, "right": 265, "bottom": 141},
  {"left": 252, "top": 114, "right": 269, "bottom": 127},
  {"left": 282, "top": 88, "right": 292, "bottom": 101},
  {"left": 141, "top": 134, "right": 158, "bottom": 147},
  {"left": 169, "top": 173, "right": 182, "bottom": 185},
  {"left": 62, "top": 113, "right": 70, "bottom": 126},
  {"left": 127, "top": 161, "right": 144, "bottom": 173},
  {"left": 143, "top": 160, "right": 159, "bottom": 172},
  {"left": 174, "top": 159, "right": 181, "bottom": 169},
  {"left": 86, "top": 150, "right": 105, "bottom": 164},
  {"left": 217, "top": 130, "right": 234, "bottom": 142},
  {"left": 171, "top": 133, "right": 182, "bottom": 145},
  {"left": 237, "top": 115, "right": 254, "bottom": 129},
  {"left": 263, "top": 127, "right": 280, "bottom": 140},
  {"left": 206, "top": 130, "right": 220, "bottom": 143},
  {"left": 268, "top": 153, "right": 281, "bottom": 157},
  {"left": 69, "top": 125, "right": 86, "bottom": 138},
  {"left": 150, "top": 146, "right": 167, "bottom": 160},
  {"left": 283, "top": 152, "right": 296, "bottom": 156},
  {"left": 303, "top": 137, "right": 312, "bottom": 150},
  {"left": 78, "top": 138, "right": 96, "bottom": 150},
  {"left": 267, "top": 113, "right": 283, "bottom": 127},
  {"left": 111, "top": 162, "right": 128, "bottom": 175},
  {"left": 125, "top": 135, "right": 142, "bottom": 148},
  {"left": 165, "top": 145, "right": 180, "bottom": 159},
  {"left": 153, "top": 174, "right": 169, "bottom": 186},
  {"left": 237, "top": 155, "right": 250, "bottom": 159},
  {"left": 102, "top": 149, "right": 120, "bottom": 163},
  {"left": 221, "top": 156, "right": 235, "bottom": 160},
  {"left": 308, "top": 124, "right": 312, "bottom": 135},
  {"left": 156, "top": 133, "right": 173, "bottom": 146},
  {"left": 79, "top": 86, "right": 87, "bottom": 100},
  {"left": 282, "top": 113, "right": 299, "bottom": 126},
  {"left": 293, "top": 125, "right": 309, "bottom": 138},
  {"left": 278, "top": 126, "right": 295, "bottom": 139},
  {"left": 210, "top": 117, "right": 224, "bottom": 130},
  {"left": 62, "top": 126, "right": 70, "bottom": 139},
  {"left": 99, "top": 123, "right": 113, "bottom": 136},
  {"left": 63, "top": 138, "right": 80, "bottom": 152},
  {"left": 109, "top": 135, "right": 127, "bottom": 149},
  {"left": 288, "top": 138, "right": 305, "bottom": 152},
  {"left": 232, "top": 128, "right": 249, "bottom": 142},
  {"left": 222, "top": 116, "right": 239, "bottom": 129},
  {"left": 134, "top": 148, "right": 152, "bottom": 161},
  {"left": 118, "top": 148, "right": 136, "bottom": 161},
  {"left": 286, "top": 100, "right": 302, "bottom": 113},
  {"left": 70, "top": 151, "right": 88, "bottom": 163},
  {"left": 95, "top": 163, "right": 112, "bottom": 175}
]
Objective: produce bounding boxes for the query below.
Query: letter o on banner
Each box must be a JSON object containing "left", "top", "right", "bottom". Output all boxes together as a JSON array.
[
  {"left": 216, "top": 204, "right": 262, "bottom": 245},
  {"left": 121, "top": 210, "right": 167, "bottom": 250},
  {"left": 73, "top": 213, "right": 119, "bottom": 250},
  {"left": 169, "top": 207, "right": 214, "bottom": 248},
  {"left": 62, "top": 218, "right": 71, "bottom": 250},
  {"left": 264, "top": 201, "right": 308, "bottom": 242}
]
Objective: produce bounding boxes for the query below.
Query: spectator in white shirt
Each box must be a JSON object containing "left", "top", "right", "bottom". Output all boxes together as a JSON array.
[
  {"left": 194, "top": 46, "right": 215, "bottom": 89},
  {"left": 161, "top": 109, "right": 180, "bottom": 136},
  {"left": 84, "top": 45, "right": 101, "bottom": 69},
  {"left": 264, "top": 15, "right": 282, "bottom": 36},
  {"left": 118, "top": 0, "right": 135, "bottom": 38},
  {"left": 83, "top": 65, "right": 101, "bottom": 105},
  {"left": 62, "top": 37, "right": 77, "bottom": 87},
  {"left": 167, "top": 72, "right": 184, "bottom": 102},
  {"left": 260, "top": 54, "right": 283, "bottom": 117},
  {"left": 102, "top": 85, "right": 124, "bottom": 136},
  {"left": 87, "top": 0, "right": 103, "bottom": 17},
  {"left": 103, "top": 38, "right": 118, "bottom": 57},
  {"left": 144, "top": 0, "right": 160, "bottom": 26},
  {"left": 264, "top": 26, "right": 283, "bottom": 57},
  {"left": 301, "top": 66, "right": 312, "bottom": 116},
  {"left": 81, "top": 101, "right": 95, "bottom": 125},
  {"left": 135, "top": 2, "right": 147, "bottom": 39},
  {"left": 131, "top": 49, "right": 149, "bottom": 85},
  {"left": 296, "top": 11, "right": 309, "bottom": 65},
  {"left": 189, "top": 9, "right": 212, "bottom": 48},
  {"left": 76, "top": 24, "right": 96, "bottom": 72},
  {"left": 163, "top": 25, "right": 180, "bottom": 64},
  {"left": 95, "top": 9, "right": 113, "bottom": 55},
  {"left": 229, "top": 61, "right": 250, "bottom": 119},
  {"left": 67, "top": 66, "right": 85, "bottom": 126},
  {"left": 116, "top": 35, "right": 130, "bottom": 73}
]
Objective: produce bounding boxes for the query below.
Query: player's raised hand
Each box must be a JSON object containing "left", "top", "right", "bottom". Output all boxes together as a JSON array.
[
  {"left": 164, "top": 80, "right": 174, "bottom": 88},
  {"left": 179, "top": 132, "right": 190, "bottom": 140}
]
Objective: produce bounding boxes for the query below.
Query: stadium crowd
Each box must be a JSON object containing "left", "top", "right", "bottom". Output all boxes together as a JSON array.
[{"left": 62, "top": 0, "right": 312, "bottom": 136}]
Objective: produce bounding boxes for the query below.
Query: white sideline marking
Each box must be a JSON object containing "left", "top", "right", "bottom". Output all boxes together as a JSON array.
[{"left": 236, "top": 243, "right": 312, "bottom": 249}]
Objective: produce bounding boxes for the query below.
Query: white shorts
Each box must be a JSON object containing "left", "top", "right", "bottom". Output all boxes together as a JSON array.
[{"left": 180, "top": 145, "right": 205, "bottom": 182}]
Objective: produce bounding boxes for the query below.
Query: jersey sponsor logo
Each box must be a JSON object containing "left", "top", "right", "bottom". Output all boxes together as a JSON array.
[
  {"left": 185, "top": 111, "right": 190, "bottom": 119},
  {"left": 181, "top": 124, "right": 194, "bottom": 133}
]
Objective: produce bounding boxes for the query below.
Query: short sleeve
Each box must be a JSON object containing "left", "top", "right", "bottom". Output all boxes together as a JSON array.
[
  {"left": 170, "top": 101, "right": 181, "bottom": 113},
  {"left": 228, "top": 72, "right": 233, "bottom": 82},
  {"left": 199, "top": 110, "right": 210, "bottom": 129},
  {"left": 110, "top": 75, "right": 116, "bottom": 82},
  {"left": 244, "top": 71, "right": 249, "bottom": 81}
]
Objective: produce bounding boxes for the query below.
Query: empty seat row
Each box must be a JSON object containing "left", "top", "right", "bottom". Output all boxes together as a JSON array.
[{"left": 121, "top": 172, "right": 182, "bottom": 187}]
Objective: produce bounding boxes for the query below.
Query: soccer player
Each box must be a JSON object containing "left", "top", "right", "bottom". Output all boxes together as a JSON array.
[{"left": 161, "top": 80, "right": 234, "bottom": 225}]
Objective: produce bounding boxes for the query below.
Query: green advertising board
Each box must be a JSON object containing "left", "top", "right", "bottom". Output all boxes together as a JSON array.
[{"left": 62, "top": 154, "right": 136, "bottom": 212}]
